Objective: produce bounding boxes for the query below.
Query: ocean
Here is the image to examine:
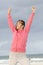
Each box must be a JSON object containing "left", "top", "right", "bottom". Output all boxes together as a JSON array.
[{"left": 0, "top": 54, "right": 43, "bottom": 59}]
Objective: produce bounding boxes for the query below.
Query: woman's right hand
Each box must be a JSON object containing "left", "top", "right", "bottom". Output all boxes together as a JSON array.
[{"left": 8, "top": 8, "right": 11, "bottom": 14}]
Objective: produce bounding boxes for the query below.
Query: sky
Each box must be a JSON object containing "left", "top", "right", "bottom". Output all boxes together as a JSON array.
[{"left": 0, "top": 0, "right": 43, "bottom": 56}]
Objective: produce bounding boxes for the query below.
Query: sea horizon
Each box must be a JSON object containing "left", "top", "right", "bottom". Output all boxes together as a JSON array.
[{"left": 0, "top": 54, "right": 43, "bottom": 59}]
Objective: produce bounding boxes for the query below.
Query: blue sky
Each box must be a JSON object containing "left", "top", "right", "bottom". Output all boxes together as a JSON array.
[{"left": 0, "top": 0, "right": 43, "bottom": 56}]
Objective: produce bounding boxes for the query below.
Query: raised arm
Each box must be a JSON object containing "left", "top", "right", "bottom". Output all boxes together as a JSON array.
[
  {"left": 24, "top": 7, "right": 36, "bottom": 33},
  {"left": 8, "top": 8, "right": 15, "bottom": 32}
]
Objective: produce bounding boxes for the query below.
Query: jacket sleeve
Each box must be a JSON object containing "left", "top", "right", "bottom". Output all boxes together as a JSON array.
[
  {"left": 8, "top": 13, "right": 15, "bottom": 32},
  {"left": 24, "top": 12, "right": 35, "bottom": 33}
]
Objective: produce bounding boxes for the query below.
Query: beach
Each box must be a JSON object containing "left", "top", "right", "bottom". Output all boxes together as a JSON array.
[{"left": 0, "top": 58, "right": 43, "bottom": 65}]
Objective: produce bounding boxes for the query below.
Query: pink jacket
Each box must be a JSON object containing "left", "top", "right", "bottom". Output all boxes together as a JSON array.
[{"left": 8, "top": 12, "right": 35, "bottom": 52}]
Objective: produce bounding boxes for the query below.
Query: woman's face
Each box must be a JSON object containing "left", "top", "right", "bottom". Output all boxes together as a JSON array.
[{"left": 16, "top": 21, "right": 24, "bottom": 30}]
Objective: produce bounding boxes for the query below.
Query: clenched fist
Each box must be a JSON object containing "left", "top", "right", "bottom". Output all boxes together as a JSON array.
[
  {"left": 8, "top": 8, "right": 12, "bottom": 14},
  {"left": 32, "top": 6, "right": 36, "bottom": 13}
]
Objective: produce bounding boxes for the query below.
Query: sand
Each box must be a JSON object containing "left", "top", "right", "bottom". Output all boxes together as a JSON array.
[{"left": 0, "top": 58, "right": 43, "bottom": 65}]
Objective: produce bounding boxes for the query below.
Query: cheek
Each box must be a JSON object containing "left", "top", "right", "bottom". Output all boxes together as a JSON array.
[
  {"left": 17, "top": 25, "right": 21, "bottom": 29},
  {"left": 18, "top": 24, "right": 21, "bottom": 27},
  {"left": 20, "top": 26, "right": 23, "bottom": 29},
  {"left": 18, "top": 25, "right": 20, "bottom": 27}
]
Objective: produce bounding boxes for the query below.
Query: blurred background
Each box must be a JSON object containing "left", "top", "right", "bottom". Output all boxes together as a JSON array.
[{"left": 0, "top": 0, "right": 43, "bottom": 56}]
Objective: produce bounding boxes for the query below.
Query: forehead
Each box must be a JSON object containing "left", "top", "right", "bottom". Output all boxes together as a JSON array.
[{"left": 17, "top": 21, "right": 22, "bottom": 24}]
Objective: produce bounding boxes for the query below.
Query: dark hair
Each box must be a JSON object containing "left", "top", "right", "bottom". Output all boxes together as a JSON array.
[{"left": 17, "top": 20, "right": 25, "bottom": 27}]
